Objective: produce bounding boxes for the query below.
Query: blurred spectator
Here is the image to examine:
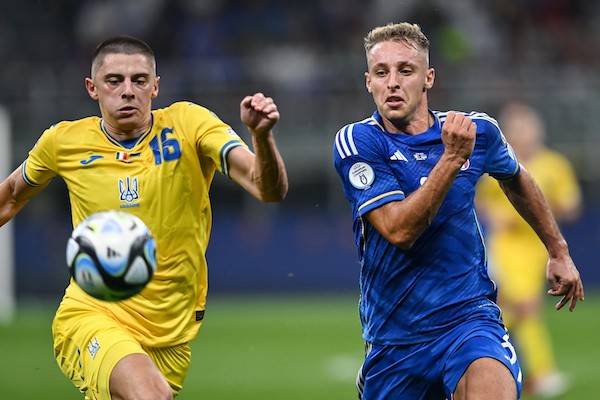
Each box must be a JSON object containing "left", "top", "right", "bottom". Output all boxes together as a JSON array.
[
  {"left": 1, "top": 0, "right": 599, "bottom": 219},
  {"left": 489, "top": 0, "right": 600, "bottom": 68},
  {"left": 476, "top": 101, "right": 582, "bottom": 398},
  {"left": 74, "top": 0, "right": 166, "bottom": 47}
]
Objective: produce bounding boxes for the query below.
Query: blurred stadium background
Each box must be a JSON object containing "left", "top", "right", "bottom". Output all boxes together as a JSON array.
[{"left": 1, "top": 0, "right": 599, "bottom": 399}]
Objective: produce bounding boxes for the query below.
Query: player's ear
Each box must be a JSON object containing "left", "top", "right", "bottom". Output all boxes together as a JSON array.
[
  {"left": 151, "top": 75, "right": 160, "bottom": 99},
  {"left": 423, "top": 67, "right": 435, "bottom": 92},
  {"left": 365, "top": 72, "right": 372, "bottom": 93},
  {"left": 85, "top": 77, "right": 99, "bottom": 100}
]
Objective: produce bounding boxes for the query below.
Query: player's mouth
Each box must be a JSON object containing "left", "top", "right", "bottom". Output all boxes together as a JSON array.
[
  {"left": 118, "top": 106, "right": 138, "bottom": 116},
  {"left": 386, "top": 96, "right": 404, "bottom": 107}
]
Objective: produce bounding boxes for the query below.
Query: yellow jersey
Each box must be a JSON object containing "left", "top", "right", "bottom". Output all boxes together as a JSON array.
[
  {"left": 23, "top": 101, "right": 247, "bottom": 347},
  {"left": 476, "top": 148, "right": 581, "bottom": 299}
]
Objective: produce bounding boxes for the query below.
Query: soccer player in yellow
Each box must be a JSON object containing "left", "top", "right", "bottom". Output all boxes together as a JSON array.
[
  {"left": 476, "top": 101, "right": 582, "bottom": 398},
  {"left": 0, "top": 36, "right": 288, "bottom": 399}
]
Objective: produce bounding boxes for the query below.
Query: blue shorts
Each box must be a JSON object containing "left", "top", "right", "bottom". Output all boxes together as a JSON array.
[{"left": 357, "top": 316, "right": 522, "bottom": 399}]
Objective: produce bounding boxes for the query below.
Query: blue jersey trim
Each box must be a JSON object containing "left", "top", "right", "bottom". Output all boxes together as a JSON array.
[
  {"left": 219, "top": 140, "right": 245, "bottom": 177},
  {"left": 100, "top": 114, "right": 155, "bottom": 148},
  {"left": 20, "top": 161, "right": 39, "bottom": 187}
]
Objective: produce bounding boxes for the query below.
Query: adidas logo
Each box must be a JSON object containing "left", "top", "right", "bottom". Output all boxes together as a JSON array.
[
  {"left": 106, "top": 247, "right": 121, "bottom": 258},
  {"left": 390, "top": 150, "right": 408, "bottom": 162}
]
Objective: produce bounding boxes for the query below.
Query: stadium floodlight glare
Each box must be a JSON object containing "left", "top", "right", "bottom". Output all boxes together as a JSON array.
[{"left": 0, "top": 105, "right": 15, "bottom": 323}]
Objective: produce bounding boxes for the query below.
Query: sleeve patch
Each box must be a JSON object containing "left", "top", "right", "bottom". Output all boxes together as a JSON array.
[{"left": 349, "top": 162, "right": 375, "bottom": 190}]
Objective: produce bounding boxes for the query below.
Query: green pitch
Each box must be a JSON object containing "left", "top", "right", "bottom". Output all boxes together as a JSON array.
[{"left": 0, "top": 293, "right": 597, "bottom": 399}]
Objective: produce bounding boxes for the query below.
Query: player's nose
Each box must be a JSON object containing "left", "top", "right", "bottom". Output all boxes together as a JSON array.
[
  {"left": 121, "top": 80, "right": 135, "bottom": 99},
  {"left": 387, "top": 74, "right": 401, "bottom": 90}
]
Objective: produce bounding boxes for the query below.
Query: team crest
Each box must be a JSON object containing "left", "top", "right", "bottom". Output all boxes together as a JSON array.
[
  {"left": 87, "top": 337, "right": 100, "bottom": 359},
  {"left": 118, "top": 176, "right": 140, "bottom": 206}
]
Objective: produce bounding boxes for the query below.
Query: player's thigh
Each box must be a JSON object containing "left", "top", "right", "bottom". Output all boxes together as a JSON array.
[
  {"left": 53, "top": 307, "right": 148, "bottom": 399},
  {"left": 110, "top": 353, "right": 172, "bottom": 400},
  {"left": 444, "top": 322, "right": 522, "bottom": 400},
  {"left": 357, "top": 342, "right": 445, "bottom": 399},
  {"left": 454, "top": 357, "right": 517, "bottom": 400}
]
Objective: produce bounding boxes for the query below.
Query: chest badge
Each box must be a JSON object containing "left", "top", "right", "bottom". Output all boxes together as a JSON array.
[{"left": 119, "top": 176, "right": 139, "bottom": 204}]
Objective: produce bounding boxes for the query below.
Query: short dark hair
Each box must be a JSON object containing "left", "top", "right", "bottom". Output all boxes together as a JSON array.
[{"left": 91, "top": 35, "right": 156, "bottom": 77}]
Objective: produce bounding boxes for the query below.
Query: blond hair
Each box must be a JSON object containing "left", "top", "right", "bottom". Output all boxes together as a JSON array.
[{"left": 364, "top": 22, "right": 430, "bottom": 62}]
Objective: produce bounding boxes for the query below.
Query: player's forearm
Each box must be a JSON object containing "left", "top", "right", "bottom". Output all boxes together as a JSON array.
[
  {"left": 251, "top": 131, "right": 288, "bottom": 202},
  {"left": 413, "top": 153, "right": 465, "bottom": 222},
  {"left": 0, "top": 183, "right": 15, "bottom": 227},
  {"left": 0, "top": 174, "right": 23, "bottom": 227},
  {"left": 500, "top": 169, "right": 569, "bottom": 258},
  {"left": 369, "top": 153, "right": 464, "bottom": 249},
  {"left": 0, "top": 167, "right": 46, "bottom": 227}
]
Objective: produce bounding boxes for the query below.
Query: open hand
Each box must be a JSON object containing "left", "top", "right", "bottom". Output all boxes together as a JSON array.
[{"left": 547, "top": 255, "right": 585, "bottom": 311}]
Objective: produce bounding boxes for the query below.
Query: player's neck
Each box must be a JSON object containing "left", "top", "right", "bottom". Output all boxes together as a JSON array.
[
  {"left": 386, "top": 110, "right": 433, "bottom": 135},
  {"left": 101, "top": 117, "right": 152, "bottom": 141}
]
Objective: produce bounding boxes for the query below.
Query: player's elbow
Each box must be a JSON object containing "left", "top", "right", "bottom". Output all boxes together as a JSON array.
[
  {"left": 0, "top": 192, "right": 20, "bottom": 227},
  {"left": 367, "top": 209, "right": 420, "bottom": 249},
  {"left": 258, "top": 182, "right": 288, "bottom": 203},
  {"left": 391, "top": 238, "right": 416, "bottom": 250},
  {"left": 386, "top": 230, "right": 418, "bottom": 250}
]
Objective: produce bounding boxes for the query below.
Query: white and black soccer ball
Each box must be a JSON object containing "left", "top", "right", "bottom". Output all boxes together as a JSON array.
[{"left": 66, "top": 210, "right": 157, "bottom": 301}]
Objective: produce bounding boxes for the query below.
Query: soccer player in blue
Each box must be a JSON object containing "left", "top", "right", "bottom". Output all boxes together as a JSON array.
[{"left": 333, "top": 22, "right": 584, "bottom": 400}]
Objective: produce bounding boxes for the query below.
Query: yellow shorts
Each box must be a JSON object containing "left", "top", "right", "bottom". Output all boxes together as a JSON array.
[{"left": 52, "top": 300, "right": 191, "bottom": 399}]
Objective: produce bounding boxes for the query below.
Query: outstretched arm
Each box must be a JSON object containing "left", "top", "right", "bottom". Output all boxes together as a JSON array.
[
  {"left": 0, "top": 165, "right": 48, "bottom": 227},
  {"left": 227, "top": 93, "right": 288, "bottom": 203},
  {"left": 499, "top": 168, "right": 584, "bottom": 311}
]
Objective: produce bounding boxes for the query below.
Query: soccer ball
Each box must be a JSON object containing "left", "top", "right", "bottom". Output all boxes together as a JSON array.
[{"left": 65, "top": 210, "right": 157, "bottom": 301}]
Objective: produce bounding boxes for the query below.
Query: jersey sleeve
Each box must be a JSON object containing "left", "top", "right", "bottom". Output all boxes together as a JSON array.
[
  {"left": 333, "top": 123, "right": 404, "bottom": 217},
  {"left": 481, "top": 118, "right": 521, "bottom": 180},
  {"left": 179, "top": 102, "right": 248, "bottom": 178},
  {"left": 22, "top": 125, "right": 59, "bottom": 186}
]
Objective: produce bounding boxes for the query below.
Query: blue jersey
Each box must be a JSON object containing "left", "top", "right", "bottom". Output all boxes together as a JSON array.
[{"left": 333, "top": 110, "right": 520, "bottom": 345}]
